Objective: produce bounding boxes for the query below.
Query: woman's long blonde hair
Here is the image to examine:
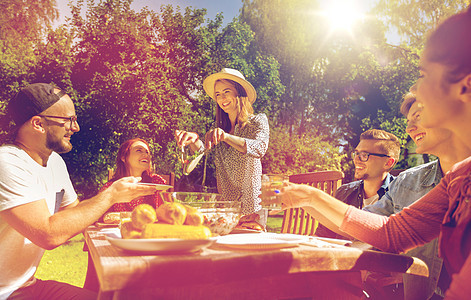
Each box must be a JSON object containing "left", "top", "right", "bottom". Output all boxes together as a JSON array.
[{"left": 215, "top": 79, "right": 254, "bottom": 132}]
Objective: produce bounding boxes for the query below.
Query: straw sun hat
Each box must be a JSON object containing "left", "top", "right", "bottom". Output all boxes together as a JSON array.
[{"left": 203, "top": 68, "right": 257, "bottom": 104}]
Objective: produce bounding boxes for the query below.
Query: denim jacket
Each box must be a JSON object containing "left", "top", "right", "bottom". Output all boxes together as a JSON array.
[
  {"left": 316, "top": 173, "right": 395, "bottom": 239},
  {"left": 364, "top": 160, "right": 444, "bottom": 300},
  {"left": 335, "top": 173, "right": 395, "bottom": 209}
]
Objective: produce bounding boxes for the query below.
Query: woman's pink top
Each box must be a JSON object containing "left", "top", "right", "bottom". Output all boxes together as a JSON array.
[
  {"left": 100, "top": 174, "right": 166, "bottom": 213},
  {"left": 340, "top": 156, "right": 471, "bottom": 299}
]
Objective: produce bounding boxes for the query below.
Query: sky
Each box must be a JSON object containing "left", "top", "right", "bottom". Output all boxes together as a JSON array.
[
  {"left": 55, "top": 0, "right": 243, "bottom": 25},
  {"left": 54, "top": 0, "right": 399, "bottom": 44}
]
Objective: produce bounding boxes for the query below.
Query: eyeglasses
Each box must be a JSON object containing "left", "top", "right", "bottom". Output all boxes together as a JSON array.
[
  {"left": 39, "top": 115, "right": 78, "bottom": 127},
  {"left": 352, "top": 151, "right": 390, "bottom": 162}
]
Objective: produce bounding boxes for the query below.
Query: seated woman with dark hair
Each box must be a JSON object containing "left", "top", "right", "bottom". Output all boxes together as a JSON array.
[
  {"left": 85, "top": 138, "right": 167, "bottom": 291},
  {"left": 101, "top": 138, "right": 166, "bottom": 216}
]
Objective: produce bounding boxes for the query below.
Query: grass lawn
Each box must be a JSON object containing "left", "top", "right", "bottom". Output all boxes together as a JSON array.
[
  {"left": 266, "top": 212, "right": 284, "bottom": 233},
  {"left": 35, "top": 214, "right": 284, "bottom": 288},
  {"left": 35, "top": 234, "right": 88, "bottom": 288}
]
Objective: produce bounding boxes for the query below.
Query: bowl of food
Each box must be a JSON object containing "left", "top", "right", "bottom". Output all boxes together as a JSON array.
[{"left": 158, "top": 192, "right": 242, "bottom": 236}]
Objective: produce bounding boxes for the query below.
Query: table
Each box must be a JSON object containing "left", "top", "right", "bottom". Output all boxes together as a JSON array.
[{"left": 84, "top": 226, "right": 428, "bottom": 300}]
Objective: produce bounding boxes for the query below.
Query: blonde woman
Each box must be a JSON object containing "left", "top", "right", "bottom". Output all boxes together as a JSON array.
[{"left": 175, "top": 68, "right": 269, "bottom": 217}]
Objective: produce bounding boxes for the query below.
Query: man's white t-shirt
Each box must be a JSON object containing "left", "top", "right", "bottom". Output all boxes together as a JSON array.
[{"left": 0, "top": 144, "right": 77, "bottom": 299}]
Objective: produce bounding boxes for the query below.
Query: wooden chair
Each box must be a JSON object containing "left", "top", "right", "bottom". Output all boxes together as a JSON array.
[
  {"left": 281, "top": 170, "right": 344, "bottom": 236},
  {"left": 108, "top": 169, "right": 175, "bottom": 192},
  {"left": 160, "top": 173, "right": 175, "bottom": 192}
]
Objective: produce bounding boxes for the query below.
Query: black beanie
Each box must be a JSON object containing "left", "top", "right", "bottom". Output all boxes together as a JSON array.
[{"left": 8, "top": 83, "right": 66, "bottom": 127}]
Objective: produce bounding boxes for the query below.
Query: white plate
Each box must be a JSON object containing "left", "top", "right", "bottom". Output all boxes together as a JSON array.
[
  {"left": 230, "top": 228, "right": 263, "bottom": 234},
  {"left": 95, "top": 222, "right": 119, "bottom": 228},
  {"left": 102, "top": 228, "right": 216, "bottom": 253},
  {"left": 215, "top": 233, "right": 308, "bottom": 250},
  {"left": 136, "top": 183, "right": 173, "bottom": 190},
  {"left": 299, "top": 236, "right": 352, "bottom": 249},
  {"left": 315, "top": 236, "right": 352, "bottom": 246}
]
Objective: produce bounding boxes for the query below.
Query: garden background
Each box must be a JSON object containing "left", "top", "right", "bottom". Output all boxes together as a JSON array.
[
  {"left": 3, "top": 0, "right": 469, "bottom": 197},
  {"left": 1, "top": 0, "right": 470, "bottom": 287}
]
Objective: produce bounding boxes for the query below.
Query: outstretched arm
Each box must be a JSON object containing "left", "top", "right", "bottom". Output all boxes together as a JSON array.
[
  {"left": 278, "top": 183, "right": 350, "bottom": 230},
  {"left": 0, "top": 177, "right": 159, "bottom": 250},
  {"left": 275, "top": 180, "right": 446, "bottom": 253}
]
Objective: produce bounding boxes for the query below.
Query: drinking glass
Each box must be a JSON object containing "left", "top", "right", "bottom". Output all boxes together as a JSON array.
[{"left": 260, "top": 174, "right": 288, "bottom": 210}]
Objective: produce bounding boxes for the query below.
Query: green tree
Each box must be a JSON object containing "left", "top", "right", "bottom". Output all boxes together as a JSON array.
[
  {"left": 0, "top": 0, "right": 60, "bottom": 139},
  {"left": 54, "top": 0, "right": 283, "bottom": 197},
  {"left": 368, "top": 0, "right": 469, "bottom": 168},
  {"left": 240, "top": 0, "right": 399, "bottom": 162},
  {"left": 241, "top": 0, "right": 327, "bottom": 132},
  {"left": 262, "top": 123, "right": 345, "bottom": 175},
  {"left": 241, "top": 0, "right": 469, "bottom": 176},
  {"left": 0, "top": 0, "right": 59, "bottom": 43},
  {"left": 374, "top": 0, "right": 470, "bottom": 48},
  {"left": 58, "top": 0, "right": 186, "bottom": 197}
]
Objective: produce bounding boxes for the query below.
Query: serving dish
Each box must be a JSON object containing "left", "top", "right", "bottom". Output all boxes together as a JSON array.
[
  {"left": 159, "top": 192, "right": 242, "bottom": 236},
  {"left": 95, "top": 222, "right": 119, "bottom": 228},
  {"left": 215, "top": 232, "right": 307, "bottom": 250},
  {"left": 230, "top": 228, "right": 263, "bottom": 234},
  {"left": 136, "top": 183, "right": 173, "bottom": 190},
  {"left": 103, "top": 228, "right": 216, "bottom": 253}
]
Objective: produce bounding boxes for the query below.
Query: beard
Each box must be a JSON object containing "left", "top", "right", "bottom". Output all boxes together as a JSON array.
[
  {"left": 354, "top": 171, "right": 368, "bottom": 181},
  {"left": 46, "top": 131, "right": 73, "bottom": 153}
]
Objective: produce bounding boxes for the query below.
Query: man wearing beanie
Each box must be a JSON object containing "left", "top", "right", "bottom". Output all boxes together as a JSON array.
[{"left": 0, "top": 83, "right": 159, "bottom": 299}]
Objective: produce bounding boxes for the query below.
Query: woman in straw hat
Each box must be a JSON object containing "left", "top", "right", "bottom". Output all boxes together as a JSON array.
[
  {"left": 175, "top": 68, "right": 269, "bottom": 218},
  {"left": 269, "top": 6, "right": 471, "bottom": 299}
]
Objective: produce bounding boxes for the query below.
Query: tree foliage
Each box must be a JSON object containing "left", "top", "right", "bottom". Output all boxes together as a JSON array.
[
  {"left": 1, "top": 0, "right": 467, "bottom": 197},
  {"left": 262, "top": 123, "right": 345, "bottom": 175},
  {"left": 0, "top": 0, "right": 59, "bottom": 43},
  {"left": 374, "top": 0, "right": 470, "bottom": 48},
  {"left": 0, "top": 0, "right": 61, "bottom": 136},
  {"left": 1, "top": 0, "right": 285, "bottom": 198}
]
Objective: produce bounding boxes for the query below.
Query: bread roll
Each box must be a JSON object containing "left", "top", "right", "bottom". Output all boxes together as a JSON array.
[
  {"left": 103, "top": 212, "right": 121, "bottom": 224},
  {"left": 183, "top": 204, "right": 204, "bottom": 226},
  {"left": 132, "top": 204, "right": 157, "bottom": 230},
  {"left": 237, "top": 221, "right": 264, "bottom": 231},
  {"left": 155, "top": 202, "right": 187, "bottom": 225},
  {"left": 120, "top": 220, "right": 142, "bottom": 239}
]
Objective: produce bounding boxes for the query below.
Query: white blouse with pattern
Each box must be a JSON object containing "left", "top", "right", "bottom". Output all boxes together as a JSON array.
[{"left": 200, "top": 113, "right": 269, "bottom": 215}]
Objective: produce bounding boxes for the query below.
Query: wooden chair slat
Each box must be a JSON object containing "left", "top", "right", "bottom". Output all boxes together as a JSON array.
[{"left": 281, "top": 170, "right": 344, "bottom": 236}]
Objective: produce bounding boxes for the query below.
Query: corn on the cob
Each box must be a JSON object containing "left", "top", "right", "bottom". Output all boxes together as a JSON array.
[{"left": 142, "top": 223, "right": 211, "bottom": 239}]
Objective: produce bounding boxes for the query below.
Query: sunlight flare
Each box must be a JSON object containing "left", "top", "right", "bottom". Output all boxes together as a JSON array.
[{"left": 323, "top": 0, "right": 363, "bottom": 32}]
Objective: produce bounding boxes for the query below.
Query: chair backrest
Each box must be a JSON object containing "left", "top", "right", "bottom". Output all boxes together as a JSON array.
[
  {"left": 107, "top": 169, "right": 175, "bottom": 192},
  {"left": 160, "top": 173, "right": 175, "bottom": 192},
  {"left": 281, "top": 170, "right": 344, "bottom": 236}
]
